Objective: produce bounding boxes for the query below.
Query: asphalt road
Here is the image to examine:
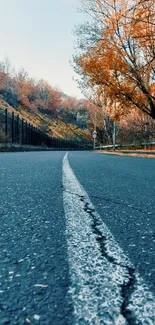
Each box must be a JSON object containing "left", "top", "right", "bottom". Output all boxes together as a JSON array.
[
  {"left": 0, "top": 151, "right": 155, "bottom": 324},
  {"left": 69, "top": 151, "right": 155, "bottom": 293},
  {"left": 0, "top": 152, "right": 72, "bottom": 325}
]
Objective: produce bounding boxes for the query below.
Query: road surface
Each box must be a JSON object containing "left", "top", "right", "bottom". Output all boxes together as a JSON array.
[{"left": 0, "top": 151, "right": 155, "bottom": 324}]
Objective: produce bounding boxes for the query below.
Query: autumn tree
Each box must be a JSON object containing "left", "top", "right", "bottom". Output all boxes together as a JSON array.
[
  {"left": 60, "top": 97, "right": 79, "bottom": 111},
  {"left": 0, "top": 60, "right": 19, "bottom": 107},
  {"left": 0, "top": 63, "right": 8, "bottom": 90},
  {"left": 74, "top": 0, "right": 155, "bottom": 120},
  {"left": 36, "top": 80, "right": 61, "bottom": 115}
]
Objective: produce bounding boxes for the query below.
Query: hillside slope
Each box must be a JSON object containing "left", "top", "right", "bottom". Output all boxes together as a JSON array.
[
  {"left": 0, "top": 59, "right": 92, "bottom": 143},
  {"left": 0, "top": 96, "right": 91, "bottom": 142}
]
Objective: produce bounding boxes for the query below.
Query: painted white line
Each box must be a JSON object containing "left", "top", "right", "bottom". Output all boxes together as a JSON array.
[{"left": 63, "top": 153, "right": 155, "bottom": 325}]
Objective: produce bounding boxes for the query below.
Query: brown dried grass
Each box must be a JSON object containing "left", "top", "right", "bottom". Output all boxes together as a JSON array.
[{"left": 96, "top": 150, "right": 155, "bottom": 158}]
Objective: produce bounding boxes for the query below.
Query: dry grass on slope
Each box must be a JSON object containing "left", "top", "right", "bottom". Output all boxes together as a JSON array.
[{"left": 0, "top": 98, "right": 90, "bottom": 141}]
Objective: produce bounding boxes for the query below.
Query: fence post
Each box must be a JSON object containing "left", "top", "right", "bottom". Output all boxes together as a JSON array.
[
  {"left": 33, "top": 126, "right": 36, "bottom": 146},
  {"left": 25, "top": 122, "right": 27, "bottom": 144},
  {"left": 17, "top": 115, "right": 19, "bottom": 144},
  {"left": 30, "top": 124, "right": 33, "bottom": 145},
  {"left": 28, "top": 123, "right": 31, "bottom": 145},
  {"left": 12, "top": 112, "right": 14, "bottom": 143},
  {"left": 22, "top": 119, "right": 24, "bottom": 144},
  {"left": 27, "top": 123, "right": 29, "bottom": 144},
  {"left": 5, "top": 109, "right": 8, "bottom": 143},
  {"left": 31, "top": 125, "right": 33, "bottom": 145},
  {"left": 33, "top": 126, "right": 36, "bottom": 145},
  {"left": 35, "top": 127, "right": 37, "bottom": 145}
]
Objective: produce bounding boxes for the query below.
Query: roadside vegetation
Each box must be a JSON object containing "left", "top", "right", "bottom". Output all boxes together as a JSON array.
[
  {"left": 0, "top": 59, "right": 92, "bottom": 142},
  {"left": 73, "top": 0, "right": 155, "bottom": 146},
  {"left": 1, "top": 0, "right": 155, "bottom": 148}
]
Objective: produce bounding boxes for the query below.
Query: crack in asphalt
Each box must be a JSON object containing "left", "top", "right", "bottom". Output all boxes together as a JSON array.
[
  {"left": 63, "top": 184, "right": 138, "bottom": 325},
  {"left": 81, "top": 197, "right": 138, "bottom": 325},
  {"left": 89, "top": 194, "right": 151, "bottom": 216},
  {"left": 61, "top": 184, "right": 152, "bottom": 216}
]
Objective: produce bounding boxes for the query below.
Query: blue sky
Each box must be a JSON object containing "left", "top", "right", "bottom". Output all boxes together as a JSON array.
[{"left": 0, "top": 0, "right": 85, "bottom": 98}]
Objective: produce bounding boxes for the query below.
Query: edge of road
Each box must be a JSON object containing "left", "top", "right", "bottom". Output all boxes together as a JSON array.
[
  {"left": 0, "top": 144, "right": 50, "bottom": 152},
  {"left": 1, "top": 144, "right": 155, "bottom": 157},
  {"left": 0, "top": 144, "right": 84, "bottom": 152},
  {"left": 63, "top": 152, "right": 155, "bottom": 324},
  {"left": 96, "top": 150, "right": 155, "bottom": 158}
]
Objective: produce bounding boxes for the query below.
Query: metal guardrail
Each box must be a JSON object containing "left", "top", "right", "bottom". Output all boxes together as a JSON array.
[{"left": 95, "top": 141, "right": 155, "bottom": 150}]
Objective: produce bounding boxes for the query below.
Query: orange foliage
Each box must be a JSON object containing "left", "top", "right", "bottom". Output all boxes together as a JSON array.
[
  {"left": 75, "top": 0, "right": 155, "bottom": 120},
  {"left": 0, "top": 71, "right": 8, "bottom": 90},
  {"left": 0, "top": 59, "right": 90, "bottom": 122}
]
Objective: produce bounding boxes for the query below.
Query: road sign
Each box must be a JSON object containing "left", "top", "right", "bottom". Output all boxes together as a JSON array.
[{"left": 92, "top": 130, "right": 97, "bottom": 139}]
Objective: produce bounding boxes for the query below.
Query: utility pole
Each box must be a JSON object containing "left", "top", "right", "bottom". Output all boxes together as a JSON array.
[
  {"left": 113, "top": 101, "right": 116, "bottom": 151},
  {"left": 93, "top": 111, "right": 97, "bottom": 151},
  {"left": 113, "top": 120, "right": 116, "bottom": 151},
  {"left": 145, "top": 114, "right": 150, "bottom": 142},
  {"left": 103, "top": 88, "right": 107, "bottom": 145},
  {"left": 145, "top": 114, "right": 150, "bottom": 149}
]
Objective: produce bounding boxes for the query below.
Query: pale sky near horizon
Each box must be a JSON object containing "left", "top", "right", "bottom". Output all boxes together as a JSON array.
[{"left": 0, "top": 0, "right": 85, "bottom": 98}]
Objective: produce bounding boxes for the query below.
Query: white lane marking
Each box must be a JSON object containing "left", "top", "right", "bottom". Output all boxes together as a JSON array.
[{"left": 63, "top": 153, "right": 155, "bottom": 325}]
